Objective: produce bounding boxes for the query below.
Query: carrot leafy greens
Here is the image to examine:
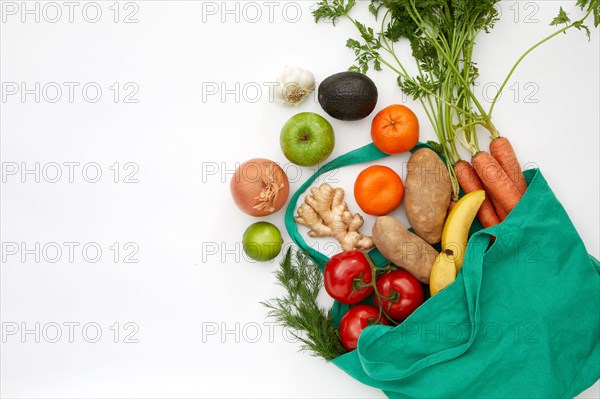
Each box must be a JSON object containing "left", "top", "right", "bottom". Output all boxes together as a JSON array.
[{"left": 314, "top": 0, "right": 600, "bottom": 200}]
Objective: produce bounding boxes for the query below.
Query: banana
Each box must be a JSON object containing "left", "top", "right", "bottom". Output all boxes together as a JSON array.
[
  {"left": 441, "top": 190, "right": 486, "bottom": 271},
  {"left": 430, "top": 250, "right": 457, "bottom": 296}
]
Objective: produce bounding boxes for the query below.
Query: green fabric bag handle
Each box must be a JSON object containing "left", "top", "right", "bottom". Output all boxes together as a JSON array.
[{"left": 284, "top": 142, "right": 432, "bottom": 271}]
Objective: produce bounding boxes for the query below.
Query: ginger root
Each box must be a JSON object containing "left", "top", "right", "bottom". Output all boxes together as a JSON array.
[{"left": 295, "top": 183, "right": 374, "bottom": 251}]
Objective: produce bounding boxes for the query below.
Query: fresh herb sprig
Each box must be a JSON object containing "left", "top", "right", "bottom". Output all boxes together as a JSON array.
[{"left": 262, "top": 249, "right": 346, "bottom": 361}]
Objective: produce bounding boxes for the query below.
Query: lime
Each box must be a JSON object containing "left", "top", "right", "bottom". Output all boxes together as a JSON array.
[{"left": 242, "top": 222, "right": 284, "bottom": 262}]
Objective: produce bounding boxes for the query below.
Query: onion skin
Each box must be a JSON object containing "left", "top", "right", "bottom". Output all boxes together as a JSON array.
[{"left": 230, "top": 158, "right": 290, "bottom": 217}]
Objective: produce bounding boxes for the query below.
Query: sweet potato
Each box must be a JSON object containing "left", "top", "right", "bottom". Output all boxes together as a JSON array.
[
  {"left": 404, "top": 148, "right": 451, "bottom": 244},
  {"left": 372, "top": 216, "right": 439, "bottom": 284}
]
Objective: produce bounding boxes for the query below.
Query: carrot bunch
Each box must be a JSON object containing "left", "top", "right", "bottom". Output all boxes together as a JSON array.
[
  {"left": 441, "top": 2, "right": 597, "bottom": 228},
  {"left": 444, "top": 90, "right": 526, "bottom": 228},
  {"left": 426, "top": 2, "right": 599, "bottom": 229},
  {"left": 454, "top": 136, "right": 525, "bottom": 228}
]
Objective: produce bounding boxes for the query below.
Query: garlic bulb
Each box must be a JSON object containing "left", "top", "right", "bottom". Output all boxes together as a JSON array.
[{"left": 274, "top": 66, "right": 315, "bottom": 106}]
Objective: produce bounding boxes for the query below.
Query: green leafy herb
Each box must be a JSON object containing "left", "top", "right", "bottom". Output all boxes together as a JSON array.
[
  {"left": 427, "top": 140, "right": 446, "bottom": 155},
  {"left": 576, "top": 0, "right": 600, "bottom": 28},
  {"left": 262, "top": 248, "right": 346, "bottom": 361},
  {"left": 313, "top": 0, "right": 356, "bottom": 25},
  {"left": 551, "top": 6, "right": 571, "bottom": 26}
]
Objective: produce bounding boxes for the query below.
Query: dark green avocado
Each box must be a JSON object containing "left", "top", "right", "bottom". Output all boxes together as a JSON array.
[{"left": 318, "top": 72, "right": 378, "bottom": 121}]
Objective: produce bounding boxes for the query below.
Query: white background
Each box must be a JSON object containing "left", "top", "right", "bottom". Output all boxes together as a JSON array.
[{"left": 1, "top": 1, "right": 599, "bottom": 398}]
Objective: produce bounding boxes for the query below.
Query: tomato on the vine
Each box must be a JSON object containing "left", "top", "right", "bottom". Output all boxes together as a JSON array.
[
  {"left": 375, "top": 269, "right": 424, "bottom": 322},
  {"left": 339, "top": 305, "right": 387, "bottom": 351},
  {"left": 324, "top": 250, "right": 374, "bottom": 304}
]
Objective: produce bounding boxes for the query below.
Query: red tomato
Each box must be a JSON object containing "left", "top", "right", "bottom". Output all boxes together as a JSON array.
[
  {"left": 375, "top": 270, "right": 424, "bottom": 322},
  {"left": 324, "top": 250, "right": 374, "bottom": 305},
  {"left": 339, "top": 305, "right": 388, "bottom": 351}
]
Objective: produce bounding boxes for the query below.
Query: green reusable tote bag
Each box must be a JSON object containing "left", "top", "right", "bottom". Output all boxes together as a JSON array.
[{"left": 285, "top": 143, "right": 600, "bottom": 398}]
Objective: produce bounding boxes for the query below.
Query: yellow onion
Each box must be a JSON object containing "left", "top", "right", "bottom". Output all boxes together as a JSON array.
[{"left": 230, "top": 158, "right": 290, "bottom": 217}]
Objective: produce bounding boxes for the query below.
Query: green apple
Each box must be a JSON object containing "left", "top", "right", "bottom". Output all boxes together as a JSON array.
[
  {"left": 280, "top": 112, "right": 335, "bottom": 167},
  {"left": 242, "top": 222, "right": 284, "bottom": 262}
]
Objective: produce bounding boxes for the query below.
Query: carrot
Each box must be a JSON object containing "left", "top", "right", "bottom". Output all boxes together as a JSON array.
[
  {"left": 453, "top": 160, "right": 500, "bottom": 228},
  {"left": 490, "top": 137, "right": 527, "bottom": 195},
  {"left": 487, "top": 190, "right": 509, "bottom": 221},
  {"left": 475, "top": 171, "right": 509, "bottom": 221},
  {"left": 448, "top": 200, "right": 456, "bottom": 214},
  {"left": 471, "top": 151, "right": 522, "bottom": 214}
]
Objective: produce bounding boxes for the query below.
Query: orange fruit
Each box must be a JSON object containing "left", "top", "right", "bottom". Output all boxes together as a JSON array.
[
  {"left": 371, "top": 104, "right": 419, "bottom": 154},
  {"left": 354, "top": 165, "right": 404, "bottom": 216}
]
